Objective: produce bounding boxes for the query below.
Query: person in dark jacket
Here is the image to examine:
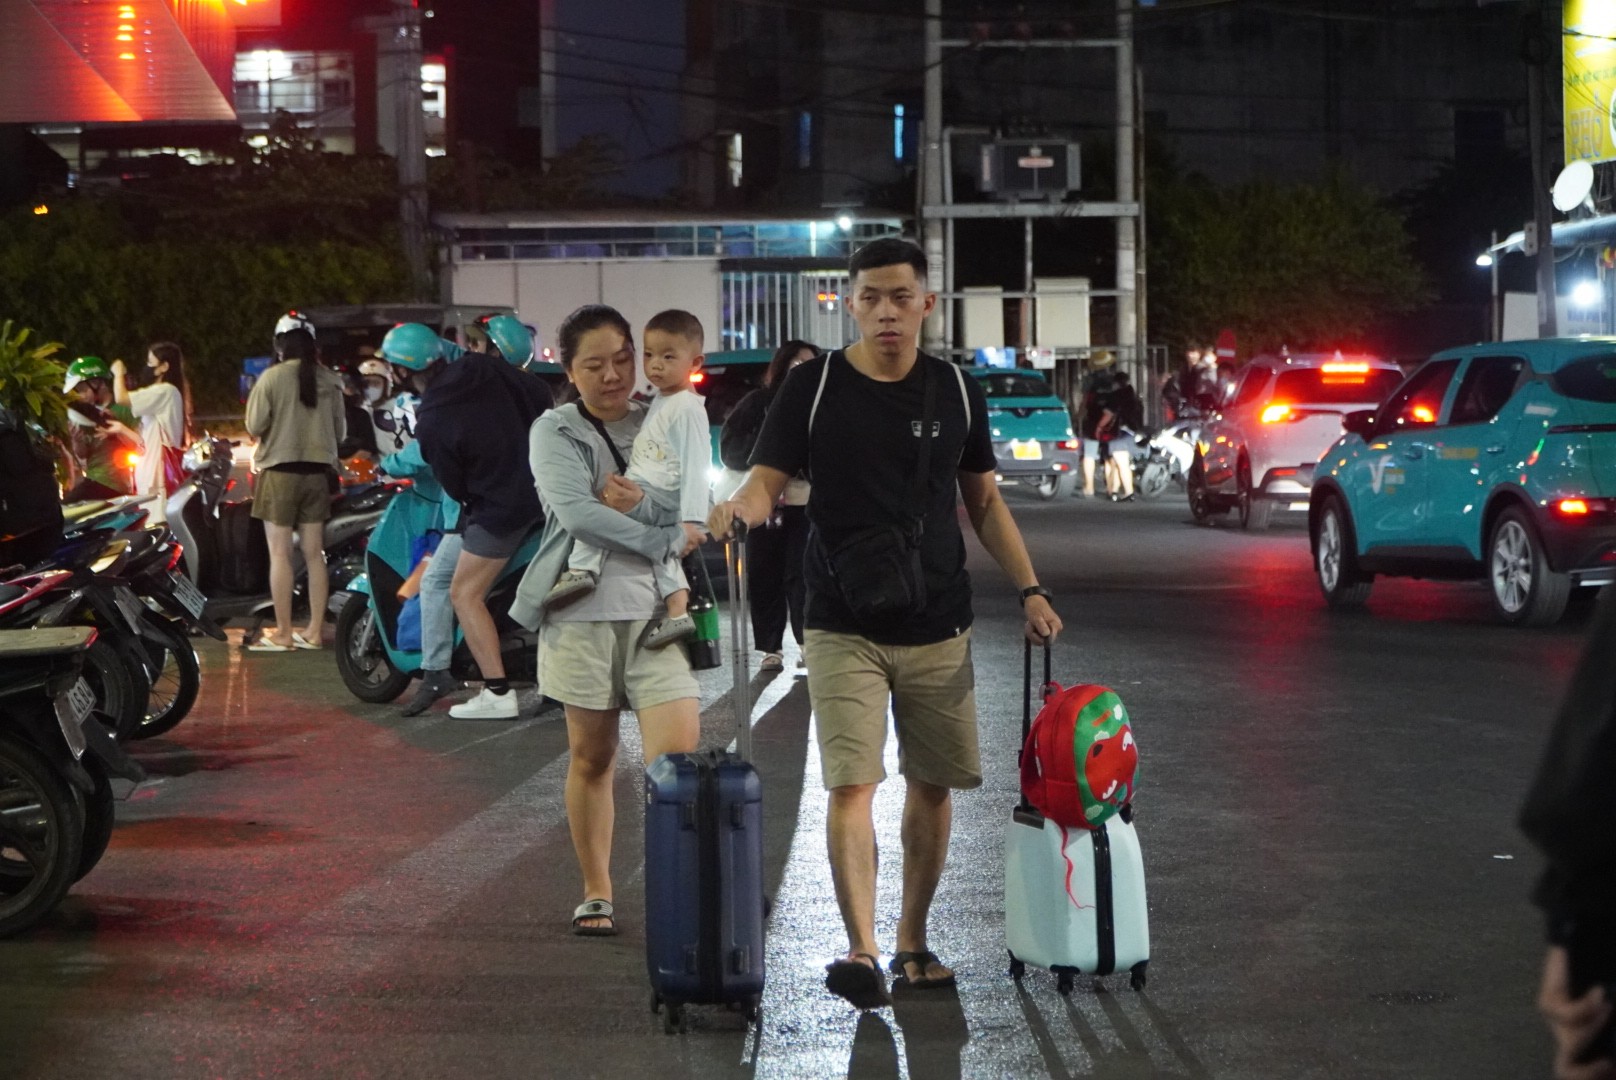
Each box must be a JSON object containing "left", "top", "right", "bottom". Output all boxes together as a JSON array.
[
  {"left": 720, "top": 339, "right": 818, "bottom": 670},
  {"left": 415, "top": 316, "right": 553, "bottom": 719},
  {"left": 0, "top": 406, "right": 64, "bottom": 569},
  {"left": 1522, "top": 586, "right": 1616, "bottom": 1079}
]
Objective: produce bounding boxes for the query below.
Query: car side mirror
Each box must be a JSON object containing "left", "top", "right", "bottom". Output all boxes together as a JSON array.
[{"left": 1342, "top": 410, "right": 1376, "bottom": 439}]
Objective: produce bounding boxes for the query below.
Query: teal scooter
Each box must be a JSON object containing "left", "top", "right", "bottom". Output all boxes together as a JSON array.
[{"left": 331, "top": 480, "right": 542, "bottom": 704}]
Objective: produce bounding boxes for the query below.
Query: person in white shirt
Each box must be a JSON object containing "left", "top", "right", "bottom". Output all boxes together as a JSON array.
[
  {"left": 545, "top": 309, "right": 712, "bottom": 649},
  {"left": 111, "top": 342, "right": 189, "bottom": 524}
]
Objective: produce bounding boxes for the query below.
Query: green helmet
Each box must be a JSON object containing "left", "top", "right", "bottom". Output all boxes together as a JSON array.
[
  {"left": 64, "top": 356, "right": 111, "bottom": 393},
  {"left": 380, "top": 323, "right": 445, "bottom": 371},
  {"left": 479, "top": 314, "right": 535, "bottom": 367}
]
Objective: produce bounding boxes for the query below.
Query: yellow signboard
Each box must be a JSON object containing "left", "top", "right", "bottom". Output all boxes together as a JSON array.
[{"left": 1567, "top": 0, "right": 1616, "bottom": 164}]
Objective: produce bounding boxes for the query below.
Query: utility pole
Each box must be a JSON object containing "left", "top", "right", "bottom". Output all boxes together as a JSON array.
[
  {"left": 1527, "top": 0, "right": 1558, "bottom": 337},
  {"left": 364, "top": 0, "right": 430, "bottom": 299},
  {"left": 1115, "top": 0, "right": 1138, "bottom": 366},
  {"left": 539, "top": 0, "right": 557, "bottom": 163},
  {"left": 921, "top": 0, "right": 945, "bottom": 352}
]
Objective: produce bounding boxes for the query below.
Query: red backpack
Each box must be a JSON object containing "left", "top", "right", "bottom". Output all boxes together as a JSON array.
[{"left": 1021, "top": 681, "right": 1139, "bottom": 831}]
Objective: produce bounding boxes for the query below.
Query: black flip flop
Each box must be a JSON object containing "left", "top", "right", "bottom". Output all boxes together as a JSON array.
[
  {"left": 889, "top": 950, "right": 957, "bottom": 990},
  {"left": 825, "top": 953, "right": 891, "bottom": 1010},
  {"left": 571, "top": 898, "right": 617, "bottom": 937}
]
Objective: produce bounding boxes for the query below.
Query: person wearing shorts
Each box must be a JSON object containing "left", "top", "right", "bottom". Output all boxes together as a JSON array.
[
  {"left": 415, "top": 319, "right": 553, "bottom": 719},
  {"left": 711, "top": 238, "right": 1063, "bottom": 1010},
  {"left": 244, "top": 320, "right": 345, "bottom": 653},
  {"left": 510, "top": 304, "right": 705, "bottom": 937}
]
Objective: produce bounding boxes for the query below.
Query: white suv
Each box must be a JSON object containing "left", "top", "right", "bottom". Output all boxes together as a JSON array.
[{"left": 1188, "top": 352, "right": 1404, "bottom": 530}]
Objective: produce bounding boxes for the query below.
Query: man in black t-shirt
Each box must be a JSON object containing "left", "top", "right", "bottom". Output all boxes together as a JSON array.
[{"left": 710, "top": 238, "right": 1063, "bottom": 1010}]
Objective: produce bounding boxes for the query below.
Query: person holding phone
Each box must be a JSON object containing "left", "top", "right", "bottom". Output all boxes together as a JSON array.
[{"left": 1522, "top": 587, "right": 1616, "bottom": 1079}]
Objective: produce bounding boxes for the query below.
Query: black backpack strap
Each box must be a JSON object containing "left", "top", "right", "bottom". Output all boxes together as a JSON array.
[{"left": 576, "top": 402, "right": 629, "bottom": 474}]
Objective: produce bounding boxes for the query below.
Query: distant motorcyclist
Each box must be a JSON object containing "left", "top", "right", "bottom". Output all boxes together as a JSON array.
[{"left": 62, "top": 356, "right": 140, "bottom": 500}]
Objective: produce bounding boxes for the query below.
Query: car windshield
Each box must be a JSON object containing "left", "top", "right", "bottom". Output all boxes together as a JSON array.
[
  {"left": 1271, "top": 367, "right": 1403, "bottom": 405},
  {"left": 977, "top": 373, "right": 1055, "bottom": 398},
  {"left": 1553, "top": 355, "right": 1616, "bottom": 402}
]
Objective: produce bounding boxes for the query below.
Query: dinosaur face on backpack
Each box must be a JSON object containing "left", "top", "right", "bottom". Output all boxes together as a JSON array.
[{"left": 1073, "top": 690, "right": 1138, "bottom": 825}]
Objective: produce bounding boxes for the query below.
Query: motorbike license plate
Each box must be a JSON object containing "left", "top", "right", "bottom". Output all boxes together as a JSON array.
[
  {"left": 168, "top": 571, "right": 206, "bottom": 619},
  {"left": 113, "top": 586, "right": 147, "bottom": 632},
  {"left": 1011, "top": 440, "right": 1044, "bottom": 461},
  {"left": 54, "top": 677, "right": 94, "bottom": 756}
]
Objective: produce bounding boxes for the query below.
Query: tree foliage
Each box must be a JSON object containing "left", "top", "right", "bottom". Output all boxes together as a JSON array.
[
  {"left": 1147, "top": 170, "right": 1430, "bottom": 354},
  {"left": 0, "top": 115, "right": 625, "bottom": 415},
  {"left": 0, "top": 320, "right": 68, "bottom": 438}
]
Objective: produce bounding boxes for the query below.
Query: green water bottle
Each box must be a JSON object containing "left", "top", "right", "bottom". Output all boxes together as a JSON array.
[{"left": 685, "top": 552, "right": 722, "bottom": 670}]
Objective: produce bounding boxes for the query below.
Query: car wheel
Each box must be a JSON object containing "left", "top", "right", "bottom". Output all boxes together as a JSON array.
[
  {"left": 1488, "top": 507, "right": 1571, "bottom": 627},
  {"left": 1035, "top": 473, "right": 1076, "bottom": 501},
  {"left": 1313, "top": 496, "right": 1372, "bottom": 609},
  {"left": 1237, "top": 459, "right": 1271, "bottom": 531},
  {"left": 1187, "top": 454, "right": 1223, "bottom": 525}
]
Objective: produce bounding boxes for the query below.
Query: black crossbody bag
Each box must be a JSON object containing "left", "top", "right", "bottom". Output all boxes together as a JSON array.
[
  {"left": 817, "top": 359, "right": 939, "bottom": 623},
  {"left": 577, "top": 401, "right": 630, "bottom": 474}
]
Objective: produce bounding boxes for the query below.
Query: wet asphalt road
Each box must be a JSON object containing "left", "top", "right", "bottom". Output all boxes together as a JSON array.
[{"left": 0, "top": 492, "right": 1579, "bottom": 1079}]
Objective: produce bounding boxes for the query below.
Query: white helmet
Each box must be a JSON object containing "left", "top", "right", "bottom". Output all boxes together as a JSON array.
[
  {"left": 358, "top": 358, "right": 393, "bottom": 394},
  {"left": 274, "top": 310, "right": 314, "bottom": 338}
]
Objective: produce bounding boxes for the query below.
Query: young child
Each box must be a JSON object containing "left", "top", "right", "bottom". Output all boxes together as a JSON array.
[{"left": 545, "top": 309, "right": 713, "bottom": 648}]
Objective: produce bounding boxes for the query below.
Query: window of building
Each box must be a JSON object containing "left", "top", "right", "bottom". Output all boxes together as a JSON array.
[
  {"left": 421, "top": 61, "right": 447, "bottom": 120},
  {"left": 797, "top": 110, "right": 813, "bottom": 169},
  {"left": 893, "top": 103, "right": 906, "bottom": 161},
  {"left": 727, "top": 133, "right": 744, "bottom": 188}
]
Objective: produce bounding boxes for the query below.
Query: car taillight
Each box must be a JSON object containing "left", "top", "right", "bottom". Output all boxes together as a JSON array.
[
  {"left": 1553, "top": 497, "right": 1615, "bottom": 516},
  {"left": 1411, "top": 405, "right": 1436, "bottom": 424},
  {"left": 1061, "top": 439, "right": 1079, "bottom": 450},
  {"left": 1260, "top": 404, "right": 1294, "bottom": 424}
]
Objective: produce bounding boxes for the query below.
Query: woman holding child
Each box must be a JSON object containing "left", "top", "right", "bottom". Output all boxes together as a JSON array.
[{"left": 510, "top": 304, "right": 706, "bottom": 937}]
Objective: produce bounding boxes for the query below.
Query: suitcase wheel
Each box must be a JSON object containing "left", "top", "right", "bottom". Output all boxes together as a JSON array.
[
  {"left": 1130, "top": 961, "right": 1148, "bottom": 992},
  {"left": 741, "top": 994, "right": 761, "bottom": 1024},
  {"left": 661, "top": 1001, "right": 685, "bottom": 1035},
  {"left": 649, "top": 990, "right": 661, "bottom": 1015},
  {"left": 1056, "top": 972, "right": 1075, "bottom": 996},
  {"left": 1007, "top": 951, "right": 1026, "bottom": 981}
]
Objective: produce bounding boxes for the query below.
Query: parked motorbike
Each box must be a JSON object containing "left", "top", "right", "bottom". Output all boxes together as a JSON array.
[
  {"left": 166, "top": 436, "right": 398, "bottom": 639},
  {"left": 333, "top": 482, "right": 540, "bottom": 703},
  {"left": 1127, "top": 420, "right": 1199, "bottom": 501},
  {"left": 0, "top": 626, "right": 145, "bottom": 937}
]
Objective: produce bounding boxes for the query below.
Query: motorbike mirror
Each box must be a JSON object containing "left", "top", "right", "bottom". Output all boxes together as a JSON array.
[{"left": 1342, "top": 409, "right": 1377, "bottom": 439}]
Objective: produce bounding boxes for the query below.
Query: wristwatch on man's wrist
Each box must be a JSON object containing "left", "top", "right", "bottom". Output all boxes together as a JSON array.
[{"left": 1019, "top": 585, "right": 1053, "bottom": 606}]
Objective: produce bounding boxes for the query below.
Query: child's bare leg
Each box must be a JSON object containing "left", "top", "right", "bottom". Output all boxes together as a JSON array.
[{"left": 664, "top": 588, "right": 688, "bottom": 618}]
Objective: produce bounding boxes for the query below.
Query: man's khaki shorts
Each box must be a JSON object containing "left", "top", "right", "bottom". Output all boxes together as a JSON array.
[
  {"left": 803, "top": 628, "right": 981, "bottom": 791},
  {"left": 538, "top": 618, "right": 700, "bottom": 712},
  {"left": 251, "top": 469, "right": 332, "bottom": 527}
]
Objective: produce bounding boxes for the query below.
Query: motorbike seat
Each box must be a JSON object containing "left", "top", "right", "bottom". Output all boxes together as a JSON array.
[
  {"left": 0, "top": 626, "right": 94, "bottom": 657},
  {"left": 0, "top": 570, "right": 73, "bottom": 617}
]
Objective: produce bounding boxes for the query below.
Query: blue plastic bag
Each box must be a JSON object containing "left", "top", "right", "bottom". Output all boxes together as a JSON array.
[{"left": 396, "top": 595, "right": 423, "bottom": 652}]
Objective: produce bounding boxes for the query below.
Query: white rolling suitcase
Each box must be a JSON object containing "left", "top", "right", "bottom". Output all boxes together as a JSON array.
[{"left": 1005, "top": 640, "right": 1150, "bottom": 994}]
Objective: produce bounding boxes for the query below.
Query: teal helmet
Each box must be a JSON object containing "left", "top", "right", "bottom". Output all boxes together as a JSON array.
[
  {"left": 380, "top": 323, "right": 444, "bottom": 371},
  {"left": 64, "top": 355, "right": 111, "bottom": 393},
  {"left": 479, "top": 314, "right": 534, "bottom": 367}
]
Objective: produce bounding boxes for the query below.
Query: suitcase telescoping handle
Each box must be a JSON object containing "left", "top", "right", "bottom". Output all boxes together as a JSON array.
[
  {"left": 724, "top": 519, "right": 752, "bottom": 761},
  {"left": 1021, "top": 636, "right": 1053, "bottom": 744}
]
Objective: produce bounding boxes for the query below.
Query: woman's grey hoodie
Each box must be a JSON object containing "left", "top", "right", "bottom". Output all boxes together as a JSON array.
[{"left": 510, "top": 401, "right": 686, "bottom": 631}]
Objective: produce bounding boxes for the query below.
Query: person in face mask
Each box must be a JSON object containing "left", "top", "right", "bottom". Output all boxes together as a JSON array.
[{"left": 358, "top": 357, "right": 415, "bottom": 452}]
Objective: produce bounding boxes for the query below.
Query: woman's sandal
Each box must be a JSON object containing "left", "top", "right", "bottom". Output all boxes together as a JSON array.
[
  {"left": 824, "top": 952, "right": 891, "bottom": 1010},
  {"left": 571, "top": 898, "right": 617, "bottom": 937},
  {"left": 889, "top": 950, "right": 957, "bottom": 990}
]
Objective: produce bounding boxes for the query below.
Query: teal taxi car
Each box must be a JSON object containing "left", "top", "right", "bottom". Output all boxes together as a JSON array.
[
  {"left": 1309, "top": 338, "right": 1616, "bottom": 625},
  {"left": 965, "top": 367, "right": 1081, "bottom": 499}
]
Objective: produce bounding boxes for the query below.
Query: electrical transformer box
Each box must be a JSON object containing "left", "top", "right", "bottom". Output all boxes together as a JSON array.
[{"left": 980, "top": 140, "right": 1080, "bottom": 201}]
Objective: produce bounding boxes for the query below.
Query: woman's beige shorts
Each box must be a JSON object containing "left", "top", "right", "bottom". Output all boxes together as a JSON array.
[{"left": 538, "top": 619, "right": 699, "bottom": 712}]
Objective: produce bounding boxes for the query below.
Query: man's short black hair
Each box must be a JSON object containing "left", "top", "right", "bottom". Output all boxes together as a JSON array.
[{"left": 849, "top": 237, "right": 928, "bottom": 284}]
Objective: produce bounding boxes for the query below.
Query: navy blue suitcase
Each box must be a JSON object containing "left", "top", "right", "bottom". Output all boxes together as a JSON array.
[{"left": 644, "top": 530, "right": 765, "bottom": 1033}]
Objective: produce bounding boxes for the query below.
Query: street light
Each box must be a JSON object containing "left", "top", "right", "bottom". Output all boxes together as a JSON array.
[{"left": 1572, "top": 280, "right": 1602, "bottom": 308}]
